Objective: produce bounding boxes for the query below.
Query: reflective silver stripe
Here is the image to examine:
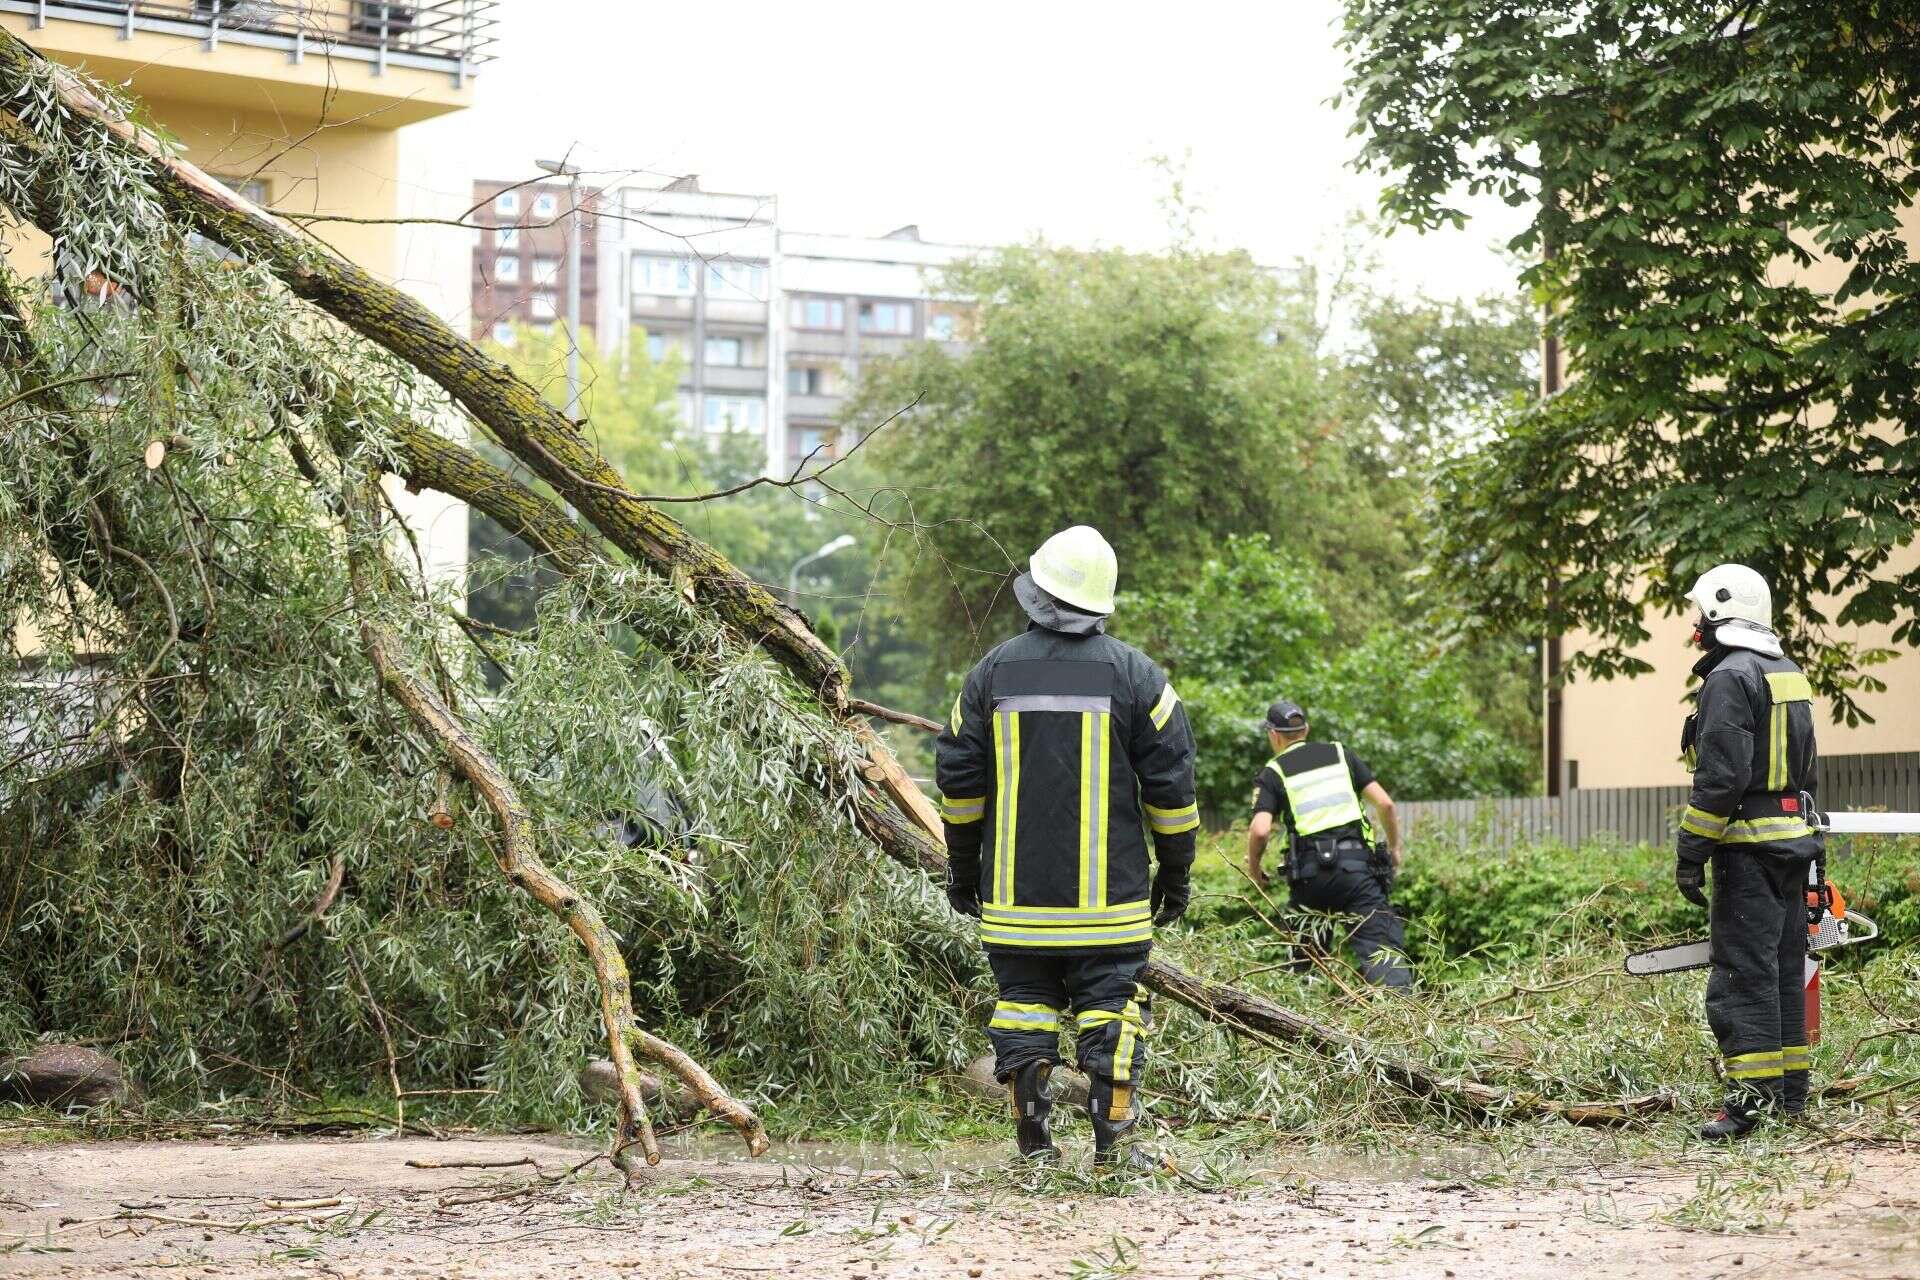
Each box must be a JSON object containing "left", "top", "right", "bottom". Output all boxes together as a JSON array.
[
  {"left": 979, "top": 923, "right": 1155, "bottom": 946},
  {"left": 982, "top": 903, "right": 1151, "bottom": 924},
  {"left": 996, "top": 695, "right": 1112, "bottom": 713},
  {"left": 989, "top": 1010, "right": 1059, "bottom": 1028},
  {"left": 1293, "top": 790, "right": 1356, "bottom": 817}
]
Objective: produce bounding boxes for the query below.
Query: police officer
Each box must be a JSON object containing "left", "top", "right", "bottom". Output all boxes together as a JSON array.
[
  {"left": 1244, "top": 700, "right": 1411, "bottom": 988},
  {"left": 1675, "top": 564, "right": 1823, "bottom": 1139},
  {"left": 935, "top": 526, "right": 1198, "bottom": 1170}
]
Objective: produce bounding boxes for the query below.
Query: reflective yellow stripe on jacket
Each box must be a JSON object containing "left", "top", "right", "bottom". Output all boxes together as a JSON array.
[
  {"left": 1722, "top": 815, "right": 1815, "bottom": 843},
  {"left": 1680, "top": 806, "right": 1730, "bottom": 840},
  {"left": 941, "top": 795, "right": 986, "bottom": 825},
  {"left": 991, "top": 709, "right": 1021, "bottom": 905},
  {"left": 1145, "top": 801, "right": 1199, "bottom": 836},
  {"left": 1764, "top": 671, "right": 1812, "bottom": 792},
  {"left": 1149, "top": 682, "right": 1181, "bottom": 731},
  {"left": 979, "top": 901, "right": 1153, "bottom": 948}
]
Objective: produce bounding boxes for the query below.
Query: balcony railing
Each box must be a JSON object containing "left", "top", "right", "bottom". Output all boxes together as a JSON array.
[{"left": 9, "top": 1, "right": 501, "bottom": 76}]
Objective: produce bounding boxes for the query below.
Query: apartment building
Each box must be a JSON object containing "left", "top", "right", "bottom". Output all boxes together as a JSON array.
[
  {"left": 779, "top": 226, "right": 975, "bottom": 475},
  {"left": 470, "top": 176, "right": 598, "bottom": 346},
  {"left": 0, "top": 0, "right": 495, "bottom": 583},
  {"left": 493, "top": 175, "right": 978, "bottom": 478}
]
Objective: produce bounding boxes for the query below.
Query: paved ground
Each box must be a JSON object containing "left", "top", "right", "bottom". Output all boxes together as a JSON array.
[{"left": 1, "top": 1133, "right": 1916, "bottom": 1278}]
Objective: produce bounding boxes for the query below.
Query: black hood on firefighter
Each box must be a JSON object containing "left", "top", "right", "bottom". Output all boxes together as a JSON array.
[{"left": 1014, "top": 571, "right": 1107, "bottom": 636}]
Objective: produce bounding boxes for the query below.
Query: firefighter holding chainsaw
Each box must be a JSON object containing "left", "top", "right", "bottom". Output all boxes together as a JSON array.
[
  {"left": 936, "top": 525, "right": 1197, "bottom": 1171},
  {"left": 1676, "top": 563, "right": 1825, "bottom": 1138}
]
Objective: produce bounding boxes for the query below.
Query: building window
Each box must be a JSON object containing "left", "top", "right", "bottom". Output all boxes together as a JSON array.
[
  {"left": 531, "top": 258, "right": 560, "bottom": 287},
  {"left": 491, "top": 321, "right": 517, "bottom": 346},
  {"left": 496, "top": 226, "right": 521, "bottom": 251},
  {"left": 494, "top": 190, "right": 519, "bottom": 216},
  {"left": 633, "top": 254, "right": 695, "bottom": 295},
  {"left": 790, "top": 297, "right": 845, "bottom": 330},
  {"left": 704, "top": 262, "right": 767, "bottom": 301},
  {"left": 530, "top": 293, "right": 557, "bottom": 320},
  {"left": 704, "top": 336, "right": 744, "bottom": 367},
  {"left": 786, "top": 365, "right": 828, "bottom": 396},
  {"left": 859, "top": 300, "right": 914, "bottom": 335},
  {"left": 703, "top": 395, "right": 765, "bottom": 433},
  {"left": 494, "top": 255, "right": 520, "bottom": 283},
  {"left": 926, "top": 312, "right": 957, "bottom": 341},
  {"left": 532, "top": 191, "right": 559, "bottom": 219},
  {"left": 645, "top": 333, "right": 677, "bottom": 363},
  {"left": 791, "top": 427, "right": 832, "bottom": 459}
]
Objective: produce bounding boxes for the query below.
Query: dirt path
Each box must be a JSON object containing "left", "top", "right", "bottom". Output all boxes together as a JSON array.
[{"left": 1, "top": 1133, "right": 1916, "bottom": 1279}]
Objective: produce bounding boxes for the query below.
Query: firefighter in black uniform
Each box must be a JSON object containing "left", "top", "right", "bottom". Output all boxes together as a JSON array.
[
  {"left": 1675, "top": 564, "right": 1824, "bottom": 1139},
  {"left": 1244, "top": 700, "right": 1411, "bottom": 988},
  {"left": 935, "top": 525, "right": 1197, "bottom": 1170}
]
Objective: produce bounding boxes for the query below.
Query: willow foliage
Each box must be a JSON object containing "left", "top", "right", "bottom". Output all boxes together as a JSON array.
[{"left": 0, "top": 54, "right": 980, "bottom": 1130}]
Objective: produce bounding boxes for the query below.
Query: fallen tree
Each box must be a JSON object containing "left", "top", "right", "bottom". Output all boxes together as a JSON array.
[{"left": 0, "top": 29, "right": 1667, "bottom": 1158}]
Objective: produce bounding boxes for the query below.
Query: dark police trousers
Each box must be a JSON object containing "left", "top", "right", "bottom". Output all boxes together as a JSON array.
[
  {"left": 985, "top": 949, "right": 1151, "bottom": 1086},
  {"left": 1288, "top": 850, "right": 1413, "bottom": 988},
  {"left": 1708, "top": 849, "right": 1812, "bottom": 1102}
]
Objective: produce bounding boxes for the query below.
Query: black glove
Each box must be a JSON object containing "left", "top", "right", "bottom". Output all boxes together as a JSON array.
[
  {"left": 1675, "top": 858, "right": 1708, "bottom": 909},
  {"left": 945, "top": 859, "right": 981, "bottom": 918},
  {"left": 1151, "top": 866, "right": 1191, "bottom": 927}
]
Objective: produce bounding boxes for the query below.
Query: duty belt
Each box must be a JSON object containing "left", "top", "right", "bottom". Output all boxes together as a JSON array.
[
  {"left": 1289, "top": 833, "right": 1374, "bottom": 879},
  {"left": 1729, "top": 790, "right": 1816, "bottom": 844}
]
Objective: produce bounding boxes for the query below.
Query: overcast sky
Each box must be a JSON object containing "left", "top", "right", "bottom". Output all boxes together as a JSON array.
[{"left": 416, "top": 0, "right": 1528, "bottom": 302}]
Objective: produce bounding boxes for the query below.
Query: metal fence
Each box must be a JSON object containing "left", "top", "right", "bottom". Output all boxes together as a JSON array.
[{"left": 1398, "top": 752, "right": 1920, "bottom": 851}]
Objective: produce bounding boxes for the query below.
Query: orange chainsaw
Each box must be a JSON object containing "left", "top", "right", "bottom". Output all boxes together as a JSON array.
[{"left": 1623, "top": 803, "right": 1894, "bottom": 979}]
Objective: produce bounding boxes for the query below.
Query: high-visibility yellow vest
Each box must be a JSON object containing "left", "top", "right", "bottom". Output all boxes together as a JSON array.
[{"left": 1272, "top": 741, "right": 1369, "bottom": 840}]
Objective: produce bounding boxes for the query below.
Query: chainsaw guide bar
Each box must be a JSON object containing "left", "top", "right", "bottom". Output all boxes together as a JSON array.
[{"left": 1624, "top": 911, "right": 1879, "bottom": 977}]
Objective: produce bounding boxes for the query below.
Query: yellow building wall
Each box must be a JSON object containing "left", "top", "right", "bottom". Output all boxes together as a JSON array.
[
  {"left": 1560, "top": 201, "right": 1920, "bottom": 787},
  {"left": 2, "top": 17, "right": 476, "bottom": 605}
]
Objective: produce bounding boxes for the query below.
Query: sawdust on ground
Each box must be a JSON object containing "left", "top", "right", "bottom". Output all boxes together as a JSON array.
[{"left": 1, "top": 1133, "right": 1916, "bottom": 1279}]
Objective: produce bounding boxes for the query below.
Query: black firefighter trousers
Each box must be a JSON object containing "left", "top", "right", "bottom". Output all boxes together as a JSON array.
[
  {"left": 1707, "top": 848, "right": 1812, "bottom": 1106},
  {"left": 985, "top": 948, "right": 1150, "bottom": 1088},
  {"left": 1289, "top": 855, "right": 1413, "bottom": 988}
]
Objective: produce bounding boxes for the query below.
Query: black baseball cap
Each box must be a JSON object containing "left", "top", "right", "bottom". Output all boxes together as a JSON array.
[{"left": 1264, "top": 699, "right": 1307, "bottom": 732}]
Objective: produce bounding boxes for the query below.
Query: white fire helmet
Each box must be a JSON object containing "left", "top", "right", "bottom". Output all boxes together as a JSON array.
[
  {"left": 1029, "top": 525, "right": 1118, "bottom": 616},
  {"left": 1686, "top": 564, "right": 1779, "bottom": 654}
]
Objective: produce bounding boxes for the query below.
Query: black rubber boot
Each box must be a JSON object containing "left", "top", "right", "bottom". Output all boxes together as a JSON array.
[
  {"left": 1087, "top": 1075, "right": 1172, "bottom": 1174},
  {"left": 1699, "top": 1082, "right": 1781, "bottom": 1141},
  {"left": 1782, "top": 1069, "right": 1810, "bottom": 1118},
  {"left": 1007, "top": 1060, "right": 1059, "bottom": 1163}
]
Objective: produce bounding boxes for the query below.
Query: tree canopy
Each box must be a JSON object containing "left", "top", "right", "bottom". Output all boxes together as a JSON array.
[
  {"left": 852, "top": 243, "right": 1347, "bottom": 673},
  {"left": 1114, "top": 535, "right": 1533, "bottom": 813},
  {"left": 1340, "top": 1, "right": 1920, "bottom": 721}
]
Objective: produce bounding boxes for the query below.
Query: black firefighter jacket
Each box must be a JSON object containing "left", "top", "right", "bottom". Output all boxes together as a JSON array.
[
  {"left": 1677, "top": 645, "right": 1825, "bottom": 865},
  {"left": 935, "top": 625, "right": 1198, "bottom": 953}
]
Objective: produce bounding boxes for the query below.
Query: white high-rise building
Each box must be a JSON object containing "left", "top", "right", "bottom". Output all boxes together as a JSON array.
[{"left": 584, "top": 177, "right": 975, "bottom": 476}]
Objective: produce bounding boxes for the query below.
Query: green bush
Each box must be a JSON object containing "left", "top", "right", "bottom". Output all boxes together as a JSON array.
[
  {"left": 1188, "top": 828, "right": 1920, "bottom": 965},
  {"left": 1114, "top": 534, "right": 1533, "bottom": 817}
]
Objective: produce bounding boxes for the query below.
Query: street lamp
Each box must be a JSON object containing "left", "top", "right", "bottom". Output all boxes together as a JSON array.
[
  {"left": 787, "top": 534, "right": 855, "bottom": 609},
  {"left": 534, "top": 157, "right": 585, "bottom": 425}
]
